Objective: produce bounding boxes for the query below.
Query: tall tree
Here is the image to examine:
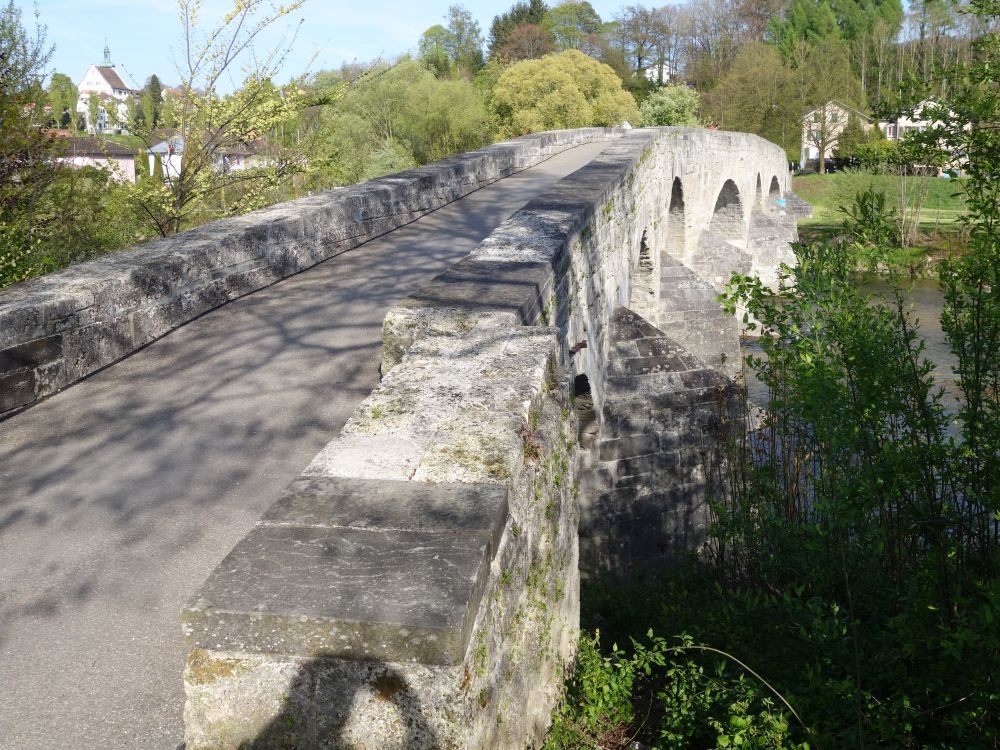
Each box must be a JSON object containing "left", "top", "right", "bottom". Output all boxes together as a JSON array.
[
  {"left": 768, "top": 0, "right": 842, "bottom": 63},
  {"left": 130, "top": 0, "right": 310, "bottom": 236},
  {"left": 445, "top": 5, "right": 485, "bottom": 73},
  {"left": 497, "top": 23, "right": 555, "bottom": 61},
  {"left": 543, "top": 1, "right": 602, "bottom": 52},
  {"left": 701, "top": 42, "right": 798, "bottom": 156},
  {"left": 147, "top": 74, "right": 162, "bottom": 126},
  {"left": 0, "top": 0, "right": 62, "bottom": 285},
  {"left": 488, "top": 0, "right": 548, "bottom": 57},
  {"left": 45, "top": 72, "right": 76, "bottom": 128},
  {"left": 418, "top": 24, "right": 453, "bottom": 77}
]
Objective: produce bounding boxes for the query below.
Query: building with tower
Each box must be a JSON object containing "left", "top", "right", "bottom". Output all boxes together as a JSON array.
[{"left": 76, "top": 43, "right": 138, "bottom": 134}]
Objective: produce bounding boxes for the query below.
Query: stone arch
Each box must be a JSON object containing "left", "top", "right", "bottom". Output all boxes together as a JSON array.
[
  {"left": 769, "top": 175, "right": 781, "bottom": 199},
  {"left": 665, "top": 177, "right": 685, "bottom": 258},
  {"left": 573, "top": 373, "right": 598, "bottom": 447},
  {"left": 709, "top": 179, "right": 744, "bottom": 239},
  {"left": 755, "top": 174, "right": 763, "bottom": 208},
  {"left": 629, "top": 227, "right": 656, "bottom": 315}
]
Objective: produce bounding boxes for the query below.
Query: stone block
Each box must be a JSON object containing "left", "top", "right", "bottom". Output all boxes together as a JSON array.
[{"left": 184, "top": 478, "right": 509, "bottom": 666}]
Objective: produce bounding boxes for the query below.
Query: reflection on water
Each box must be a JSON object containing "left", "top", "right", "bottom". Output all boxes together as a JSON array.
[{"left": 741, "top": 278, "right": 961, "bottom": 412}]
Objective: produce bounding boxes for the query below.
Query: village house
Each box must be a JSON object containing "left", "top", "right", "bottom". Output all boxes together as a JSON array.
[
  {"left": 57, "top": 135, "right": 138, "bottom": 184},
  {"left": 75, "top": 43, "right": 138, "bottom": 134},
  {"left": 800, "top": 99, "right": 873, "bottom": 172}
]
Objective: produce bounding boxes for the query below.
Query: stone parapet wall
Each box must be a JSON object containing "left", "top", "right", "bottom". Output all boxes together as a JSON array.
[
  {"left": 183, "top": 326, "right": 582, "bottom": 749},
  {"left": 0, "top": 128, "right": 618, "bottom": 418}
]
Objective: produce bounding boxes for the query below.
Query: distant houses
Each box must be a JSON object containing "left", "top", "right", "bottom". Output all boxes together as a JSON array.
[{"left": 800, "top": 99, "right": 952, "bottom": 173}]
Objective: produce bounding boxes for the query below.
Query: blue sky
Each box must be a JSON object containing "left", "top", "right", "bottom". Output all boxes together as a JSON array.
[{"left": 37, "top": 0, "right": 645, "bottom": 90}]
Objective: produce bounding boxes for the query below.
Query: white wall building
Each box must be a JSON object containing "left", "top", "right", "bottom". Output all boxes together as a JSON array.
[{"left": 76, "top": 44, "right": 137, "bottom": 134}]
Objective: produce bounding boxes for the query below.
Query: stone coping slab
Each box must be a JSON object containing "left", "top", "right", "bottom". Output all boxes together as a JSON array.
[{"left": 183, "top": 477, "right": 508, "bottom": 665}]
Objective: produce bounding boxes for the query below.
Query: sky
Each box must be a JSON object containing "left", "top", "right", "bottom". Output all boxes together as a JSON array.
[{"left": 35, "top": 0, "right": 648, "bottom": 91}]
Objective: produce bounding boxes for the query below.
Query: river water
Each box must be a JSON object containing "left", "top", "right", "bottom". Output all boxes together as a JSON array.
[{"left": 742, "top": 278, "right": 961, "bottom": 411}]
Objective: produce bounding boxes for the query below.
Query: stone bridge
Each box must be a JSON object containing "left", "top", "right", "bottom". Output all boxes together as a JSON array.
[{"left": 0, "top": 128, "right": 807, "bottom": 749}]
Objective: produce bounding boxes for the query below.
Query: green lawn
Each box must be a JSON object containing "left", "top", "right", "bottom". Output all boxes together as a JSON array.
[{"left": 792, "top": 172, "right": 966, "bottom": 230}]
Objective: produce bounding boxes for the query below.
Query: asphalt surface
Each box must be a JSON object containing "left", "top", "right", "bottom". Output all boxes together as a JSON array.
[{"left": 0, "top": 141, "right": 607, "bottom": 750}]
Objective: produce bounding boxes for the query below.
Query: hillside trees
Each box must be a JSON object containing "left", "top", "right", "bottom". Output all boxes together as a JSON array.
[
  {"left": 544, "top": 1, "right": 603, "bottom": 51},
  {"left": 490, "top": 49, "right": 639, "bottom": 136},
  {"left": 303, "top": 59, "right": 490, "bottom": 185},
  {"left": 488, "top": 0, "right": 548, "bottom": 56}
]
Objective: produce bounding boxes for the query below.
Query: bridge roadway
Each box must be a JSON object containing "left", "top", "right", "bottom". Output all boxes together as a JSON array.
[{"left": 0, "top": 141, "right": 608, "bottom": 750}]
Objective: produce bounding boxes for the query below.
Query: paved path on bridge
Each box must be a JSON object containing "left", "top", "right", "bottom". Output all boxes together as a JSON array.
[{"left": 0, "top": 142, "right": 607, "bottom": 750}]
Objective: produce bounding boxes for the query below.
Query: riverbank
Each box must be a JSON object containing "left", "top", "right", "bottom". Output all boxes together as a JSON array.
[{"left": 792, "top": 172, "right": 968, "bottom": 276}]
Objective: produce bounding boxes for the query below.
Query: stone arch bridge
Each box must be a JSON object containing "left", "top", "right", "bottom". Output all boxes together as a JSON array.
[{"left": 0, "top": 128, "right": 808, "bottom": 749}]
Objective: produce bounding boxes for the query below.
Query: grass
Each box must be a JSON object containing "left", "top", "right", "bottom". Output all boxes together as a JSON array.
[
  {"left": 792, "top": 171, "right": 969, "bottom": 271},
  {"left": 792, "top": 171, "right": 966, "bottom": 228}
]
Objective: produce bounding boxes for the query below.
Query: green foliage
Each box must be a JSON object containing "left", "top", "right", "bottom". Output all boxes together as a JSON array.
[
  {"left": 305, "top": 59, "right": 490, "bottom": 186},
  {"left": 639, "top": 85, "right": 700, "bottom": 127},
  {"left": 768, "top": 0, "right": 842, "bottom": 63},
  {"left": 701, "top": 43, "right": 798, "bottom": 157},
  {"left": 442, "top": 4, "right": 486, "bottom": 74},
  {"left": 850, "top": 138, "right": 898, "bottom": 172},
  {"left": 543, "top": 1, "right": 602, "bottom": 51},
  {"left": 490, "top": 49, "right": 639, "bottom": 137},
  {"left": 488, "top": 0, "right": 548, "bottom": 57},
  {"left": 839, "top": 185, "right": 896, "bottom": 263},
  {"left": 545, "top": 630, "right": 807, "bottom": 749},
  {"left": 45, "top": 72, "right": 76, "bottom": 126}
]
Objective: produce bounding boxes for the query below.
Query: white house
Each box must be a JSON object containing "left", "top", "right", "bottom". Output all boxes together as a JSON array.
[
  {"left": 878, "top": 100, "right": 941, "bottom": 141},
  {"left": 147, "top": 131, "right": 184, "bottom": 182},
  {"left": 147, "top": 130, "right": 264, "bottom": 181},
  {"left": 800, "top": 100, "right": 873, "bottom": 171},
  {"left": 76, "top": 43, "right": 137, "bottom": 134}
]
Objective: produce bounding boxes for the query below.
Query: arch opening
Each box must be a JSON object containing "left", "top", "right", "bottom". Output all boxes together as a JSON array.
[
  {"left": 665, "top": 177, "right": 685, "bottom": 258},
  {"left": 573, "top": 374, "right": 598, "bottom": 447},
  {"left": 768, "top": 175, "right": 781, "bottom": 199},
  {"left": 709, "top": 179, "right": 744, "bottom": 240}
]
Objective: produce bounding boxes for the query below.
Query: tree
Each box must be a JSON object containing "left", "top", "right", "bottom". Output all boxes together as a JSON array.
[
  {"left": 639, "top": 84, "right": 700, "bottom": 126},
  {"left": 543, "top": 1, "right": 602, "bottom": 51},
  {"left": 768, "top": 0, "right": 842, "bottom": 63},
  {"left": 488, "top": 0, "right": 548, "bottom": 57},
  {"left": 491, "top": 49, "right": 639, "bottom": 136},
  {"left": 0, "top": 0, "right": 57, "bottom": 284},
  {"left": 146, "top": 74, "right": 162, "bottom": 126},
  {"left": 45, "top": 72, "right": 76, "bottom": 128},
  {"left": 445, "top": 5, "right": 485, "bottom": 74},
  {"left": 701, "top": 42, "right": 798, "bottom": 157},
  {"left": 795, "top": 38, "right": 865, "bottom": 172},
  {"left": 87, "top": 92, "right": 99, "bottom": 133},
  {"left": 130, "top": 0, "right": 309, "bottom": 236},
  {"left": 418, "top": 24, "right": 453, "bottom": 77},
  {"left": 303, "top": 59, "right": 490, "bottom": 186},
  {"left": 497, "top": 23, "right": 555, "bottom": 61}
]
